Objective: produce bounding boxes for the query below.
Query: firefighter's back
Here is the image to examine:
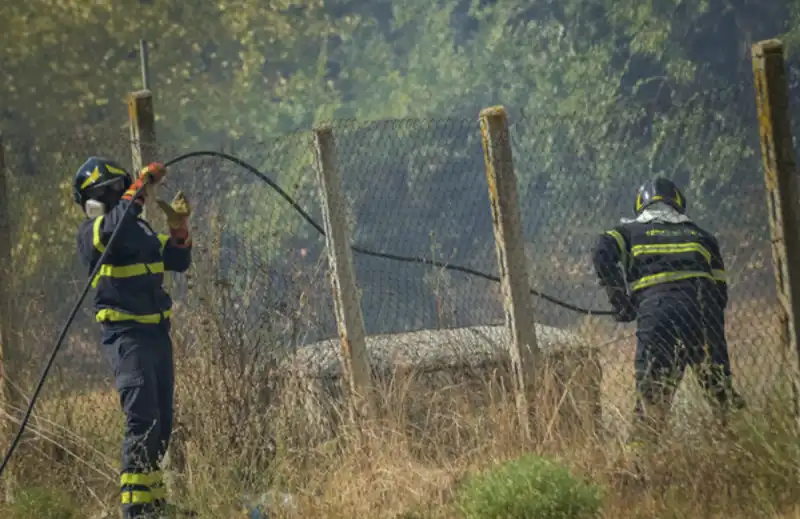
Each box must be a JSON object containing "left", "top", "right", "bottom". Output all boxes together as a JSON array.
[{"left": 618, "top": 220, "right": 719, "bottom": 307}]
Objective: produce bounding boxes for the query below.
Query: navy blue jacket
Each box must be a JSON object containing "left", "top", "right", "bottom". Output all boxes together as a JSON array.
[
  {"left": 76, "top": 199, "right": 191, "bottom": 325},
  {"left": 593, "top": 220, "right": 727, "bottom": 311}
]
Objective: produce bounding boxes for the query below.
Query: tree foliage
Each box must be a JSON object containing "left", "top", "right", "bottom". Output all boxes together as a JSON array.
[{"left": 2, "top": 0, "right": 798, "bottom": 334}]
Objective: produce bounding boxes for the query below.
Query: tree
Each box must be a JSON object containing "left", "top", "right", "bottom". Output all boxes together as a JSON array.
[{"left": 1, "top": 0, "right": 799, "bottom": 336}]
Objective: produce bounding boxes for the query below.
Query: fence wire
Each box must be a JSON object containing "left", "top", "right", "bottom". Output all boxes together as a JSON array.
[
  {"left": 292, "top": 79, "right": 785, "bottom": 433},
  {"left": 333, "top": 117, "right": 501, "bottom": 335},
  {"left": 0, "top": 75, "right": 795, "bottom": 454},
  {"left": 157, "top": 130, "right": 337, "bottom": 350}
]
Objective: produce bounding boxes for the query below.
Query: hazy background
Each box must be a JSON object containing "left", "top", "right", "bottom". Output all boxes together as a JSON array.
[{"left": 1, "top": 0, "right": 798, "bottom": 371}]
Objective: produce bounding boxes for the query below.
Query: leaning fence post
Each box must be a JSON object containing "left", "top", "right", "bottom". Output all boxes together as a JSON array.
[
  {"left": 751, "top": 39, "right": 800, "bottom": 423},
  {"left": 0, "top": 133, "right": 20, "bottom": 500},
  {"left": 127, "top": 90, "right": 160, "bottom": 221},
  {"left": 312, "top": 126, "right": 373, "bottom": 424},
  {"left": 479, "top": 106, "right": 539, "bottom": 441},
  {"left": 127, "top": 91, "right": 172, "bottom": 289}
]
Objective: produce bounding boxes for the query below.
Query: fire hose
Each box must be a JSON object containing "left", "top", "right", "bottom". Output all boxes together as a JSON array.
[{"left": 0, "top": 151, "right": 613, "bottom": 478}]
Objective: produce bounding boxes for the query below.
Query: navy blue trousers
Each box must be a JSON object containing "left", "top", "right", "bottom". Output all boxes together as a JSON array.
[
  {"left": 102, "top": 321, "right": 174, "bottom": 518},
  {"left": 632, "top": 292, "right": 739, "bottom": 439}
]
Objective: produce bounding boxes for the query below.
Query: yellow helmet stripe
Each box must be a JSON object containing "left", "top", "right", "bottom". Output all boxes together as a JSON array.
[
  {"left": 106, "top": 165, "right": 128, "bottom": 176},
  {"left": 80, "top": 166, "right": 102, "bottom": 189}
]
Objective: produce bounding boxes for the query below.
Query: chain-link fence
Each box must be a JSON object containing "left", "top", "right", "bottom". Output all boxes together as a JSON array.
[
  {"left": 0, "top": 74, "right": 794, "bottom": 464},
  {"left": 293, "top": 79, "right": 786, "bottom": 437}
]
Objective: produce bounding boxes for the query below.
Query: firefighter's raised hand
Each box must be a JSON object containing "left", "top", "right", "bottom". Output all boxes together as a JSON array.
[
  {"left": 156, "top": 191, "right": 191, "bottom": 229},
  {"left": 123, "top": 163, "right": 167, "bottom": 204},
  {"left": 156, "top": 191, "right": 192, "bottom": 248},
  {"left": 139, "top": 162, "right": 167, "bottom": 185}
]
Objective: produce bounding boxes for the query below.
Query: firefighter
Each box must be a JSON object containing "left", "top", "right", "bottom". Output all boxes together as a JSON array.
[
  {"left": 73, "top": 157, "right": 192, "bottom": 518},
  {"left": 592, "top": 177, "right": 744, "bottom": 447}
]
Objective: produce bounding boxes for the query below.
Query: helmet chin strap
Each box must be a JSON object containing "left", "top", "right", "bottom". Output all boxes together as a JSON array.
[{"left": 84, "top": 199, "right": 106, "bottom": 219}]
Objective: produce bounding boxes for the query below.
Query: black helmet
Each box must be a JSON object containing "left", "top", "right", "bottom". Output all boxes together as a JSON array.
[
  {"left": 72, "top": 157, "right": 132, "bottom": 209},
  {"left": 634, "top": 177, "right": 686, "bottom": 216}
]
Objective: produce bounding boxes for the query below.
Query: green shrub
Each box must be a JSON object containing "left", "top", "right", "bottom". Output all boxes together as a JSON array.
[{"left": 455, "top": 454, "right": 604, "bottom": 519}]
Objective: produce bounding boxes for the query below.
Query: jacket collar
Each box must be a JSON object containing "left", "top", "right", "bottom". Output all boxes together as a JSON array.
[{"left": 620, "top": 202, "right": 692, "bottom": 224}]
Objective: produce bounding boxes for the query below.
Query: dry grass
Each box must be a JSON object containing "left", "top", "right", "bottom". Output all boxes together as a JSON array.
[
  {"left": 2, "top": 294, "right": 799, "bottom": 518},
  {"left": 3, "top": 369, "right": 800, "bottom": 518}
]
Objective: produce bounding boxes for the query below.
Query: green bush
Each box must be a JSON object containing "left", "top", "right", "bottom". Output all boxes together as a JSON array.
[{"left": 455, "top": 454, "right": 604, "bottom": 519}]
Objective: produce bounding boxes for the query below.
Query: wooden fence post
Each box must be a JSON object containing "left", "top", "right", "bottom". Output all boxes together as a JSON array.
[
  {"left": 479, "top": 106, "right": 539, "bottom": 441},
  {"left": 312, "top": 126, "right": 373, "bottom": 423},
  {"left": 0, "top": 133, "right": 21, "bottom": 500},
  {"left": 752, "top": 39, "right": 800, "bottom": 421},
  {"left": 127, "top": 90, "right": 160, "bottom": 221},
  {"left": 127, "top": 90, "right": 172, "bottom": 286}
]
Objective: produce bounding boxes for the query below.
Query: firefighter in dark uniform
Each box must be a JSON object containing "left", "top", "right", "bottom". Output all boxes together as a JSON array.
[
  {"left": 592, "top": 177, "right": 744, "bottom": 447},
  {"left": 73, "top": 157, "right": 192, "bottom": 518}
]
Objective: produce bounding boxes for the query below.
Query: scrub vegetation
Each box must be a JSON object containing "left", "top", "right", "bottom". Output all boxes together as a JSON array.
[{"left": 2, "top": 0, "right": 800, "bottom": 517}]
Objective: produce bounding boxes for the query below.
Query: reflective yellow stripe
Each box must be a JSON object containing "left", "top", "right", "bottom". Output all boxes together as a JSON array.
[
  {"left": 630, "top": 271, "right": 714, "bottom": 291},
  {"left": 158, "top": 234, "right": 169, "bottom": 252},
  {"left": 92, "top": 262, "right": 164, "bottom": 288},
  {"left": 712, "top": 269, "right": 727, "bottom": 283},
  {"left": 96, "top": 309, "right": 172, "bottom": 324},
  {"left": 631, "top": 242, "right": 712, "bottom": 264},
  {"left": 605, "top": 230, "right": 627, "bottom": 268},
  {"left": 121, "top": 490, "right": 153, "bottom": 504},
  {"left": 92, "top": 216, "right": 106, "bottom": 253},
  {"left": 81, "top": 166, "right": 102, "bottom": 189},
  {"left": 106, "top": 165, "right": 128, "bottom": 176},
  {"left": 120, "top": 471, "right": 163, "bottom": 487}
]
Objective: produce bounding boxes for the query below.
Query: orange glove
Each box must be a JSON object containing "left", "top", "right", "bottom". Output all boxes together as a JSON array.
[{"left": 122, "top": 162, "right": 167, "bottom": 204}]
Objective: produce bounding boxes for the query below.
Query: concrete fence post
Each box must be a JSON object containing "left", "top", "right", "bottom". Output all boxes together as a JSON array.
[
  {"left": 751, "top": 39, "right": 800, "bottom": 424},
  {"left": 479, "top": 106, "right": 540, "bottom": 441},
  {"left": 312, "top": 126, "right": 373, "bottom": 424}
]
